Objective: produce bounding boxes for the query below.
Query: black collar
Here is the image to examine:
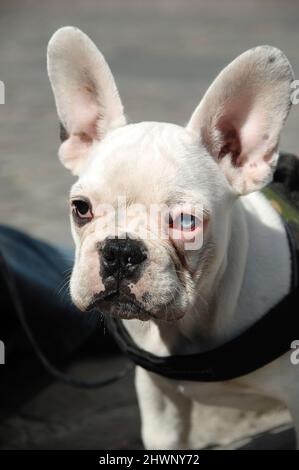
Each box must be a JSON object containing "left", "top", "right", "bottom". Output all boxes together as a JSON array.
[{"left": 108, "top": 195, "right": 299, "bottom": 382}]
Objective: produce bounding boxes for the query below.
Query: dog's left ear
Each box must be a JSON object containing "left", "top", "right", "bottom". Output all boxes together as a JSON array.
[
  {"left": 47, "top": 26, "right": 126, "bottom": 175},
  {"left": 187, "top": 46, "right": 294, "bottom": 194}
]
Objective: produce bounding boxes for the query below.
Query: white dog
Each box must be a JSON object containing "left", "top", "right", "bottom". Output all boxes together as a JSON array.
[{"left": 47, "top": 27, "right": 299, "bottom": 449}]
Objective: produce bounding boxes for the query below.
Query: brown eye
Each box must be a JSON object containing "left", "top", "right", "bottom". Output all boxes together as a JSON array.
[{"left": 71, "top": 199, "right": 93, "bottom": 223}]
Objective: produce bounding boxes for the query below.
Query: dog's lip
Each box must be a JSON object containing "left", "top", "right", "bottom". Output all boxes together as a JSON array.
[
  {"left": 86, "top": 287, "right": 181, "bottom": 321},
  {"left": 86, "top": 290, "right": 119, "bottom": 310},
  {"left": 86, "top": 289, "right": 158, "bottom": 319}
]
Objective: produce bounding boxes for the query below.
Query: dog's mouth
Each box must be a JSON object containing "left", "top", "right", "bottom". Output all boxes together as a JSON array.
[{"left": 86, "top": 289, "right": 156, "bottom": 321}]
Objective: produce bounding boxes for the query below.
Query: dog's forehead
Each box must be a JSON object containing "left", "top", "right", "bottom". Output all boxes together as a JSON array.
[
  {"left": 92, "top": 122, "right": 193, "bottom": 170},
  {"left": 75, "top": 122, "right": 207, "bottom": 204}
]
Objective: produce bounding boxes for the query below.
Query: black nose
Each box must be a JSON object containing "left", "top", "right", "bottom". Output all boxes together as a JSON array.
[{"left": 101, "top": 236, "right": 147, "bottom": 279}]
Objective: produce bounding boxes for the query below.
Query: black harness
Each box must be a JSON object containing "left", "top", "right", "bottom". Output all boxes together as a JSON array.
[{"left": 108, "top": 186, "right": 299, "bottom": 382}]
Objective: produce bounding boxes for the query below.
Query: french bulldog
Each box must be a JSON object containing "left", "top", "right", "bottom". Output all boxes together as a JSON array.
[{"left": 47, "top": 27, "right": 299, "bottom": 449}]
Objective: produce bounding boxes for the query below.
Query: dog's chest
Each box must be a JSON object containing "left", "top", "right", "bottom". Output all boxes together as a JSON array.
[{"left": 170, "top": 377, "right": 280, "bottom": 411}]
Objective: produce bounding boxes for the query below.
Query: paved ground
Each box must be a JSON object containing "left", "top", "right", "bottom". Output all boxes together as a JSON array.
[
  {"left": 0, "top": 355, "right": 294, "bottom": 450},
  {"left": 0, "top": 0, "right": 299, "bottom": 450}
]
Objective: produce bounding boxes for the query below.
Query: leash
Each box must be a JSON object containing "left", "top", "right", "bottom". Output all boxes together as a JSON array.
[{"left": 0, "top": 248, "right": 133, "bottom": 389}]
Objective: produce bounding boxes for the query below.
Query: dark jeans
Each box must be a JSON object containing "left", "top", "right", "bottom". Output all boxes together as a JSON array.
[{"left": 0, "top": 226, "right": 117, "bottom": 413}]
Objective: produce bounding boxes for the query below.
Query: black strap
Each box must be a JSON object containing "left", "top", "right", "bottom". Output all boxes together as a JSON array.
[{"left": 108, "top": 221, "right": 299, "bottom": 382}]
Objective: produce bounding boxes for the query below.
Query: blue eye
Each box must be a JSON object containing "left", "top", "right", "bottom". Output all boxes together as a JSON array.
[
  {"left": 180, "top": 214, "right": 196, "bottom": 231},
  {"left": 169, "top": 213, "right": 198, "bottom": 231}
]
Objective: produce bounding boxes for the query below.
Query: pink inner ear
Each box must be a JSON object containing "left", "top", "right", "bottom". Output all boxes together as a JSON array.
[
  {"left": 240, "top": 110, "right": 272, "bottom": 160},
  {"left": 58, "top": 86, "right": 101, "bottom": 175},
  {"left": 72, "top": 106, "right": 99, "bottom": 140},
  {"left": 66, "top": 86, "right": 100, "bottom": 141},
  {"left": 218, "top": 119, "right": 242, "bottom": 166},
  {"left": 217, "top": 102, "right": 274, "bottom": 169}
]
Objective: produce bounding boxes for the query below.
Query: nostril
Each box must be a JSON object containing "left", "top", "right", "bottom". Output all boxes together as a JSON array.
[
  {"left": 127, "top": 251, "right": 147, "bottom": 265},
  {"left": 123, "top": 243, "right": 147, "bottom": 266},
  {"left": 105, "top": 250, "right": 115, "bottom": 262},
  {"left": 102, "top": 244, "right": 118, "bottom": 263}
]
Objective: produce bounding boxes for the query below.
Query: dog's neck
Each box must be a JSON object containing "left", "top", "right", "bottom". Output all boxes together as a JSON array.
[{"left": 122, "top": 191, "right": 291, "bottom": 356}]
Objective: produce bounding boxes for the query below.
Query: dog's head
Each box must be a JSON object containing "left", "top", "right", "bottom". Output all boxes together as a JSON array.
[{"left": 48, "top": 27, "right": 293, "bottom": 321}]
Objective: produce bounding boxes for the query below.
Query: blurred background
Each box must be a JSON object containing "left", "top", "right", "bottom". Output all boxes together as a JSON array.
[{"left": 0, "top": 0, "right": 298, "bottom": 450}]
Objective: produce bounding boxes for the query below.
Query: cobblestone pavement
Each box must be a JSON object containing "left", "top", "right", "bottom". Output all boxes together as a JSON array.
[{"left": 0, "top": 0, "right": 298, "bottom": 449}]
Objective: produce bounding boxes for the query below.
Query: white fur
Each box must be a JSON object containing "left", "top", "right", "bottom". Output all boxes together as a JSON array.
[
  {"left": 48, "top": 27, "right": 299, "bottom": 449},
  {"left": 48, "top": 27, "right": 126, "bottom": 175}
]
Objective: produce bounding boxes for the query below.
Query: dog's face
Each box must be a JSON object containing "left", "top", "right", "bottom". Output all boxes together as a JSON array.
[
  {"left": 66, "top": 122, "right": 229, "bottom": 321},
  {"left": 48, "top": 27, "right": 293, "bottom": 321}
]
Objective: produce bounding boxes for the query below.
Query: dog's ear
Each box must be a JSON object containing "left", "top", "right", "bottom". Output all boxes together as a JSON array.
[
  {"left": 47, "top": 27, "right": 126, "bottom": 175},
  {"left": 187, "top": 46, "right": 294, "bottom": 194}
]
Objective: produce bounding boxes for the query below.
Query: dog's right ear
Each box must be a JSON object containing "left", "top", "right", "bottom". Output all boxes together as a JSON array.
[{"left": 47, "top": 27, "right": 126, "bottom": 175}]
